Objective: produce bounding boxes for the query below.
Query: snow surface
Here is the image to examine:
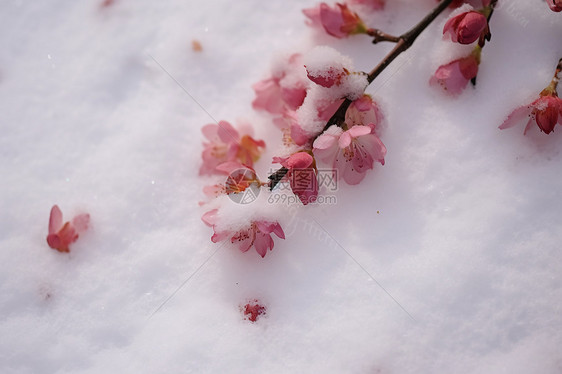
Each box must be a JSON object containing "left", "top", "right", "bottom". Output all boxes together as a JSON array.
[{"left": 1, "top": 0, "right": 562, "bottom": 373}]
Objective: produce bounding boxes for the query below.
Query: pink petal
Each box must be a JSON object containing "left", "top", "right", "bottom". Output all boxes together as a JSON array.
[
  {"left": 201, "top": 209, "right": 219, "bottom": 227},
  {"left": 350, "top": 143, "right": 374, "bottom": 173},
  {"left": 201, "top": 124, "right": 218, "bottom": 141},
  {"left": 271, "top": 222, "right": 285, "bottom": 239},
  {"left": 286, "top": 152, "right": 313, "bottom": 169},
  {"left": 347, "top": 125, "right": 371, "bottom": 138},
  {"left": 523, "top": 118, "right": 534, "bottom": 135},
  {"left": 356, "top": 133, "right": 387, "bottom": 165},
  {"left": 499, "top": 104, "right": 531, "bottom": 130},
  {"left": 46, "top": 233, "right": 63, "bottom": 251},
  {"left": 338, "top": 131, "right": 352, "bottom": 148},
  {"left": 313, "top": 132, "right": 338, "bottom": 150},
  {"left": 72, "top": 214, "right": 90, "bottom": 233},
  {"left": 294, "top": 182, "right": 318, "bottom": 205},
  {"left": 303, "top": 5, "right": 322, "bottom": 26},
  {"left": 49, "top": 205, "right": 63, "bottom": 234},
  {"left": 430, "top": 59, "right": 471, "bottom": 96},
  {"left": 255, "top": 221, "right": 275, "bottom": 234},
  {"left": 216, "top": 161, "right": 246, "bottom": 175},
  {"left": 217, "top": 121, "right": 239, "bottom": 143},
  {"left": 319, "top": 3, "right": 346, "bottom": 38},
  {"left": 252, "top": 78, "right": 285, "bottom": 114},
  {"left": 232, "top": 228, "right": 254, "bottom": 253},
  {"left": 281, "top": 87, "right": 307, "bottom": 111},
  {"left": 203, "top": 184, "right": 224, "bottom": 197},
  {"left": 290, "top": 123, "right": 310, "bottom": 146},
  {"left": 342, "top": 164, "right": 367, "bottom": 185},
  {"left": 253, "top": 232, "right": 274, "bottom": 257}
]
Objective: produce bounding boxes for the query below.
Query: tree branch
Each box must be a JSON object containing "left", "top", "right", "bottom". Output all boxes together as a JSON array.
[{"left": 269, "top": 0, "right": 454, "bottom": 190}]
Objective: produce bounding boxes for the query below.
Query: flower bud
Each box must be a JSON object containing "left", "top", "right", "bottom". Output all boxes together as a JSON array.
[{"left": 443, "top": 11, "right": 488, "bottom": 44}]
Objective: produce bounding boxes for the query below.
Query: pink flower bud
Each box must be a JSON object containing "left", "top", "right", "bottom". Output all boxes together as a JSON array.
[{"left": 443, "top": 11, "right": 488, "bottom": 44}]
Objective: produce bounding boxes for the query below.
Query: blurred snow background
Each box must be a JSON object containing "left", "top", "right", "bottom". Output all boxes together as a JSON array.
[{"left": 1, "top": 0, "right": 561, "bottom": 373}]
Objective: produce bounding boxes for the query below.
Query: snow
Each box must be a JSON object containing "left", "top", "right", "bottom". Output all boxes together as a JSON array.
[{"left": 1, "top": 0, "right": 562, "bottom": 373}]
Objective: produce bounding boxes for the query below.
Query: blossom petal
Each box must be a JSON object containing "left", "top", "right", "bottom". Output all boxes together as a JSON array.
[
  {"left": 356, "top": 132, "right": 387, "bottom": 165},
  {"left": 49, "top": 205, "right": 63, "bottom": 234},
  {"left": 338, "top": 131, "right": 352, "bottom": 148},
  {"left": 72, "top": 214, "right": 90, "bottom": 233},
  {"left": 499, "top": 104, "right": 531, "bottom": 130},
  {"left": 347, "top": 125, "right": 371, "bottom": 138},
  {"left": 217, "top": 121, "right": 239, "bottom": 143},
  {"left": 342, "top": 165, "right": 367, "bottom": 185},
  {"left": 201, "top": 209, "right": 219, "bottom": 227},
  {"left": 286, "top": 152, "right": 313, "bottom": 169},
  {"left": 253, "top": 232, "right": 273, "bottom": 258},
  {"left": 201, "top": 124, "right": 218, "bottom": 141}
]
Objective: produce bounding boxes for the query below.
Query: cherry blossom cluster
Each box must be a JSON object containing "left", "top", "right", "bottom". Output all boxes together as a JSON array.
[
  {"left": 198, "top": 120, "right": 287, "bottom": 258},
  {"left": 255, "top": 46, "right": 387, "bottom": 196},
  {"left": 430, "top": 0, "right": 494, "bottom": 95},
  {"left": 199, "top": 2, "right": 392, "bottom": 258},
  {"left": 197, "top": 0, "right": 561, "bottom": 260}
]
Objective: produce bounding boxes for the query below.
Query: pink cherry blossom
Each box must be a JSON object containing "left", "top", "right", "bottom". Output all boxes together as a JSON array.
[
  {"left": 273, "top": 152, "right": 318, "bottom": 205},
  {"left": 313, "top": 125, "right": 386, "bottom": 185},
  {"left": 200, "top": 121, "right": 265, "bottom": 175},
  {"left": 252, "top": 54, "right": 307, "bottom": 115},
  {"left": 548, "top": 0, "right": 562, "bottom": 12},
  {"left": 303, "top": 3, "right": 367, "bottom": 39},
  {"left": 443, "top": 11, "right": 488, "bottom": 44},
  {"left": 430, "top": 53, "right": 480, "bottom": 95},
  {"left": 499, "top": 95, "right": 562, "bottom": 135},
  {"left": 345, "top": 95, "right": 384, "bottom": 130},
  {"left": 201, "top": 210, "right": 285, "bottom": 258},
  {"left": 46, "top": 205, "right": 90, "bottom": 253}
]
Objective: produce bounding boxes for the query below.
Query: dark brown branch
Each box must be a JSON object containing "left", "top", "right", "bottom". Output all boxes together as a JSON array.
[
  {"left": 367, "top": 28, "right": 401, "bottom": 44},
  {"left": 269, "top": 0, "right": 454, "bottom": 190},
  {"left": 268, "top": 167, "right": 288, "bottom": 189}
]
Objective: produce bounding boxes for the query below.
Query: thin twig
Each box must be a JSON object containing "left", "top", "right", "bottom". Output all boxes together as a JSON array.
[{"left": 367, "top": 28, "right": 400, "bottom": 44}]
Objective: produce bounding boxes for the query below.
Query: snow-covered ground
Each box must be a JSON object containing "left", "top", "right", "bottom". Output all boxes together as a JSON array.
[{"left": 1, "top": 0, "right": 561, "bottom": 373}]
